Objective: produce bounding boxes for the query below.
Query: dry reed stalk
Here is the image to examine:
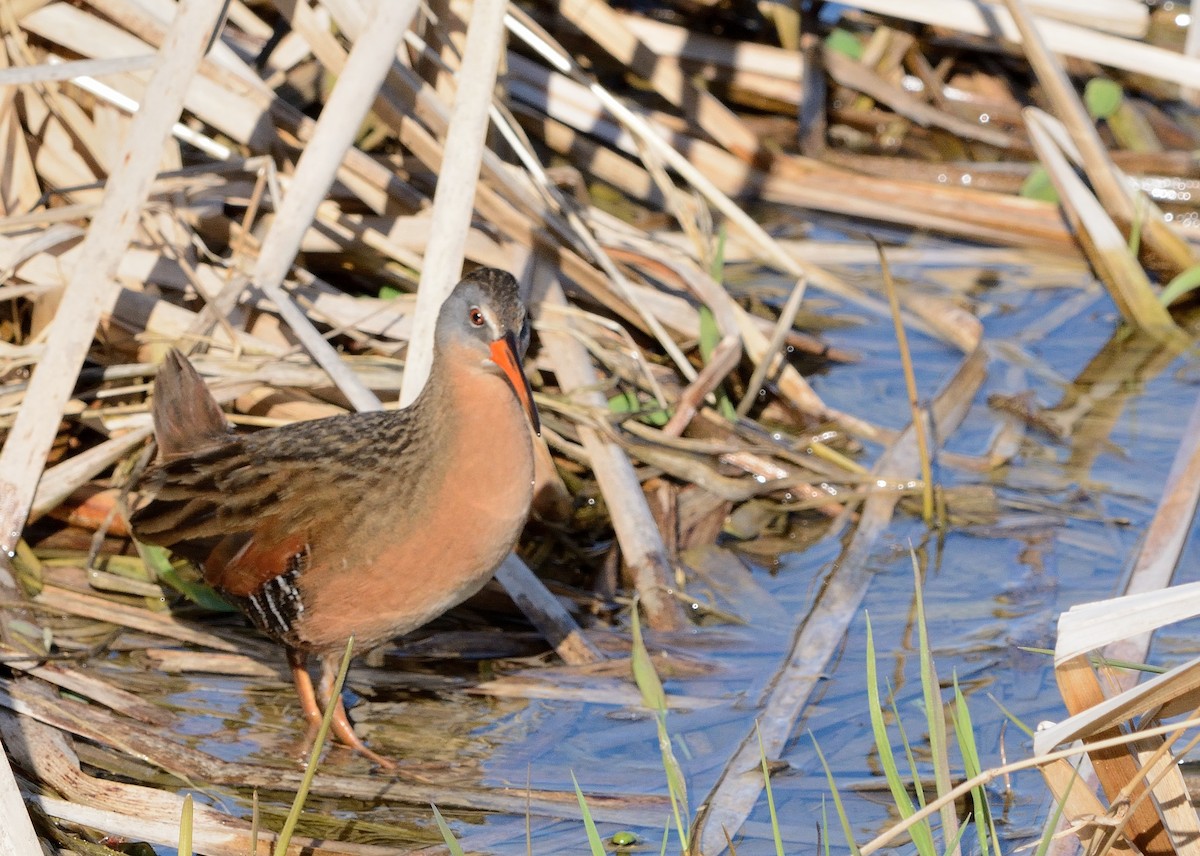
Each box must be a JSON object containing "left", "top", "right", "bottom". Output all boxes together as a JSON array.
[
  {"left": 2, "top": 714, "right": 399, "bottom": 856},
  {"left": 401, "top": 0, "right": 504, "bottom": 404},
  {"left": 27, "top": 427, "right": 150, "bottom": 518},
  {"left": 487, "top": 89, "right": 699, "bottom": 385},
  {"left": 734, "top": 274, "right": 805, "bottom": 418},
  {"left": 0, "top": 54, "right": 155, "bottom": 86},
  {"left": 533, "top": 261, "right": 687, "bottom": 632},
  {"left": 1103, "top": 394, "right": 1200, "bottom": 672},
  {"left": 613, "top": 14, "right": 1013, "bottom": 147},
  {"left": 661, "top": 337, "right": 740, "bottom": 436},
  {"left": 691, "top": 344, "right": 986, "bottom": 854},
  {"left": 554, "top": 0, "right": 762, "bottom": 161},
  {"left": 1186, "top": 9, "right": 1200, "bottom": 107},
  {"left": 0, "top": 672, "right": 672, "bottom": 823},
  {"left": 469, "top": 671, "right": 720, "bottom": 709},
  {"left": 841, "top": 0, "right": 1200, "bottom": 80},
  {"left": 250, "top": 0, "right": 420, "bottom": 412},
  {"left": 514, "top": 70, "right": 1074, "bottom": 249},
  {"left": 9, "top": 662, "right": 169, "bottom": 725},
  {"left": 34, "top": 583, "right": 239, "bottom": 651},
  {"left": 880, "top": 249, "right": 934, "bottom": 525},
  {"left": 1040, "top": 756, "right": 1138, "bottom": 855},
  {"left": 0, "top": 0, "right": 230, "bottom": 580},
  {"left": 0, "top": 723, "right": 38, "bottom": 856},
  {"left": 1000, "top": 0, "right": 1198, "bottom": 280},
  {"left": 494, "top": 556, "right": 603, "bottom": 664},
  {"left": 1025, "top": 109, "right": 1180, "bottom": 339},
  {"left": 1045, "top": 656, "right": 1185, "bottom": 855},
  {"left": 0, "top": 40, "right": 46, "bottom": 216},
  {"left": 1033, "top": 391, "right": 1200, "bottom": 853}
]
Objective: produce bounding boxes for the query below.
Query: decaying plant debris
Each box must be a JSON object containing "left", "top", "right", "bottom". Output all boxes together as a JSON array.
[{"left": 2, "top": 0, "right": 1200, "bottom": 852}]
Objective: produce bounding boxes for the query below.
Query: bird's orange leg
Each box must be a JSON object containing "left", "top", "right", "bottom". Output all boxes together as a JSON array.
[
  {"left": 287, "top": 648, "right": 324, "bottom": 747},
  {"left": 317, "top": 653, "right": 395, "bottom": 769}
]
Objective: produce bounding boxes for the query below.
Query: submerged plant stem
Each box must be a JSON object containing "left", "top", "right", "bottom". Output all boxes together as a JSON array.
[{"left": 878, "top": 242, "right": 934, "bottom": 525}]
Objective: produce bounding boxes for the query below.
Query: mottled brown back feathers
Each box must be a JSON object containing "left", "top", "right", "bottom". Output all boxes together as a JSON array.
[{"left": 131, "top": 352, "right": 436, "bottom": 595}]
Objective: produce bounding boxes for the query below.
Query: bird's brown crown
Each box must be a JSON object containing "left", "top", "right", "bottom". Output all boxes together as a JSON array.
[{"left": 434, "top": 268, "right": 529, "bottom": 358}]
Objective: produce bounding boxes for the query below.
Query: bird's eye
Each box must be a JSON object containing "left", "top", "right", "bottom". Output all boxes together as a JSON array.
[{"left": 468, "top": 307, "right": 485, "bottom": 327}]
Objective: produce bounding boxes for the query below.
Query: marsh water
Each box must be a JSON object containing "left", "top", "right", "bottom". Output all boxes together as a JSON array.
[{"left": 97, "top": 225, "right": 1200, "bottom": 854}]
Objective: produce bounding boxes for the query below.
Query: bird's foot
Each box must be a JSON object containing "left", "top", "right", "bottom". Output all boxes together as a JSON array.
[{"left": 327, "top": 696, "right": 396, "bottom": 770}]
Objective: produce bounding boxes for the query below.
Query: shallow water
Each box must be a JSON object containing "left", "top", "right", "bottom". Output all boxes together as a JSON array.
[
  {"left": 85, "top": 230, "right": 1200, "bottom": 854},
  {"left": 475, "top": 240, "right": 1199, "bottom": 853}
]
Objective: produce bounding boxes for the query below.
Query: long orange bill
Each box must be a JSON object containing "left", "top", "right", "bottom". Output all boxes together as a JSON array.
[{"left": 490, "top": 332, "right": 540, "bottom": 436}]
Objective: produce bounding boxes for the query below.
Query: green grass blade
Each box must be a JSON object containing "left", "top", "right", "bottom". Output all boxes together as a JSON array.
[
  {"left": 699, "top": 305, "right": 720, "bottom": 364},
  {"left": 810, "top": 731, "right": 861, "bottom": 855},
  {"left": 709, "top": 223, "right": 727, "bottom": 281},
  {"left": 178, "top": 793, "right": 193, "bottom": 856},
  {"left": 1159, "top": 263, "right": 1200, "bottom": 307},
  {"left": 985, "top": 692, "right": 1036, "bottom": 739},
  {"left": 866, "top": 615, "right": 936, "bottom": 855},
  {"left": 571, "top": 771, "right": 608, "bottom": 856},
  {"left": 944, "top": 817, "right": 971, "bottom": 855},
  {"left": 631, "top": 596, "right": 690, "bottom": 846},
  {"left": 272, "top": 636, "right": 353, "bottom": 856},
  {"left": 1016, "top": 646, "right": 1164, "bottom": 675},
  {"left": 139, "top": 542, "right": 235, "bottom": 611},
  {"left": 702, "top": 225, "right": 737, "bottom": 419},
  {"left": 657, "top": 713, "right": 690, "bottom": 849},
  {"left": 954, "top": 678, "right": 997, "bottom": 856},
  {"left": 821, "top": 797, "right": 830, "bottom": 856},
  {"left": 887, "top": 687, "right": 927, "bottom": 813},
  {"left": 431, "top": 804, "right": 468, "bottom": 856},
  {"left": 912, "top": 552, "right": 958, "bottom": 854},
  {"left": 756, "top": 722, "right": 785, "bottom": 856},
  {"left": 1034, "top": 763, "right": 1079, "bottom": 856},
  {"left": 630, "top": 595, "right": 667, "bottom": 713}
]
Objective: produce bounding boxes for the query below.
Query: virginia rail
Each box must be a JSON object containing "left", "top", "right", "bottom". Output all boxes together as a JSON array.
[{"left": 131, "top": 268, "right": 539, "bottom": 766}]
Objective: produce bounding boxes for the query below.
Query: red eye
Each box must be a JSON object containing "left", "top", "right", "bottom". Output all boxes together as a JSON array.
[{"left": 469, "top": 307, "right": 485, "bottom": 327}]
